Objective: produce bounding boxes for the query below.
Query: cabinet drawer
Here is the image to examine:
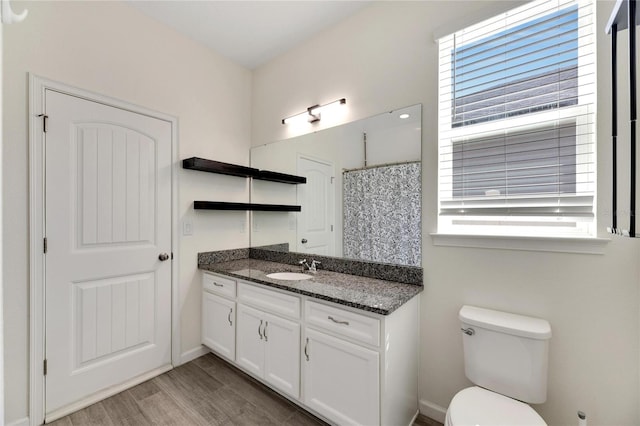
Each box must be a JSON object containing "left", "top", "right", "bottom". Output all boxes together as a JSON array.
[
  {"left": 305, "top": 301, "right": 380, "bottom": 347},
  {"left": 203, "top": 272, "right": 236, "bottom": 298},
  {"left": 238, "top": 282, "right": 301, "bottom": 319}
]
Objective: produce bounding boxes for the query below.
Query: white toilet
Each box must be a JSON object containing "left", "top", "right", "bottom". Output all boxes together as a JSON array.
[{"left": 445, "top": 305, "right": 552, "bottom": 426}]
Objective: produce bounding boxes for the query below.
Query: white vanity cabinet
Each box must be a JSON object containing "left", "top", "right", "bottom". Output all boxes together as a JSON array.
[
  {"left": 236, "top": 282, "right": 301, "bottom": 399},
  {"left": 201, "top": 270, "right": 420, "bottom": 426},
  {"left": 201, "top": 272, "right": 236, "bottom": 362}
]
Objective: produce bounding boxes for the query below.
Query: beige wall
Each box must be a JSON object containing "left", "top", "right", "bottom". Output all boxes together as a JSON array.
[
  {"left": 3, "top": 1, "right": 252, "bottom": 423},
  {"left": 251, "top": 1, "right": 640, "bottom": 425}
]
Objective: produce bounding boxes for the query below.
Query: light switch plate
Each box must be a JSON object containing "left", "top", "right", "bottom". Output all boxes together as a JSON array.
[{"left": 183, "top": 219, "right": 193, "bottom": 236}]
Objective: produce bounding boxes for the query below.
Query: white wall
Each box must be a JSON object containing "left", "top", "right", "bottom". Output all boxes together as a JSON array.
[
  {"left": 3, "top": 1, "right": 251, "bottom": 423},
  {"left": 251, "top": 1, "right": 640, "bottom": 425}
]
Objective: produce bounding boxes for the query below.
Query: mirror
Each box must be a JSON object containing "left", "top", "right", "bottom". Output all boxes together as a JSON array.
[{"left": 250, "top": 104, "right": 421, "bottom": 266}]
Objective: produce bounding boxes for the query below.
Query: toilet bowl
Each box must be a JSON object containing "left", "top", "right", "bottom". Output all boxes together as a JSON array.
[
  {"left": 445, "top": 386, "right": 546, "bottom": 426},
  {"left": 446, "top": 306, "right": 552, "bottom": 426}
]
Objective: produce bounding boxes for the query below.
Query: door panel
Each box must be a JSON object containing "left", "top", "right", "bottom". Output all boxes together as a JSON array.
[
  {"left": 77, "top": 124, "right": 156, "bottom": 246},
  {"left": 75, "top": 274, "right": 155, "bottom": 368},
  {"left": 303, "top": 328, "right": 379, "bottom": 426},
  {"left": 236, "top": 304, "right": 265, "bottom": 377},
  {"left": 263, "top": 312, "right": 300, "bottom": 399},
  {"left": 202, "top": 292, "right": 236, "bottom": 361},
  {"left": 45, "top": 89, "right": 172, "bottom": 417}
]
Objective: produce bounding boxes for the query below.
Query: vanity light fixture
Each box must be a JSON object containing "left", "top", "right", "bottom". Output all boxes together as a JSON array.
[
  {"left": 282, "top": 98, "right": 346, "bottom": 125},
  {"left": 399, "top": 113, "right": 410, "bottom": 119}
]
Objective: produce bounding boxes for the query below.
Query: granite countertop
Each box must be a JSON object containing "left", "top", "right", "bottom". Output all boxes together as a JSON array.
[{"left": 199, "top": 258, "right": 423, "bottom": 315}]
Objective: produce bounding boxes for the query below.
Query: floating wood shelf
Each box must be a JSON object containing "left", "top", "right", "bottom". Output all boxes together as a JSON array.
[
  {"left": 182, "top": 157, "right": 305, "bottom": 184},
  {"left": 194, "top": 201, "right": 301, "bottom": 212},
  {"left": 253, "top": 170, "right": 307, "bottom": 184},
  {"left": 182, "top": 157, "right": 258, "bottom": 178}
]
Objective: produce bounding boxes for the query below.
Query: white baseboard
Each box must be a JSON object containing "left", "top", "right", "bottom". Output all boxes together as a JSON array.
[
  {"left": 419, "top": 399, "right": 447, "bottom": 424},
  {"left": 6, "top": 417, "right": 29, "bottom": 426},
  {"left": 180, "top": 345, "right": 209, "bottom": 365},
  {"left": 409, "top": 410, "right": 420, "bottom": 426}
]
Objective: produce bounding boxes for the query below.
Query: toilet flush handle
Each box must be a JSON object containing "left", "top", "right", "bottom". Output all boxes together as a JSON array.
[{"left": 461, "top": 327, "right": 475, "bottom": 336}]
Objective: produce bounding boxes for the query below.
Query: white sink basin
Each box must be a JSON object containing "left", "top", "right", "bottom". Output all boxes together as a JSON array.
[{"left": 266, "top": 272, "right": 313, "bottom": 281}]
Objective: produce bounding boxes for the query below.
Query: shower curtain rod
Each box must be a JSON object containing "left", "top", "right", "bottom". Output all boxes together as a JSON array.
[{"left": 342, "top": 160, "right": 420, "bottom": 173}]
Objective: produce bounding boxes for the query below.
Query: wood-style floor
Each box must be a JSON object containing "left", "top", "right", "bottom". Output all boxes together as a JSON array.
[{"left": 47, "top": 352, "right": 443, "bottom": 426}]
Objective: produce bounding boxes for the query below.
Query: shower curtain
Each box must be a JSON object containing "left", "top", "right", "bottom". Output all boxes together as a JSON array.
[{"left": 343, "top": 162, "right": 421, "bottom": 266}]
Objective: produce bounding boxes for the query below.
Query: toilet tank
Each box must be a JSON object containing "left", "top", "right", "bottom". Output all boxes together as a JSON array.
[{"left": 460, "top": 305, "right": 552, "bottom": 404}]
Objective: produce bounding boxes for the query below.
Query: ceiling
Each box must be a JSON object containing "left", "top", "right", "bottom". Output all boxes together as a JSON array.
[{"left": 128, "top": 1, "right": 371, "bottom": 70}]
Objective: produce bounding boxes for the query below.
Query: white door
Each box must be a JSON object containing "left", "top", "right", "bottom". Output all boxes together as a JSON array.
[
  {"left": 236, "top": 304, "right": 265, "bottom": 377},
  {"left": 296, "top": 156, "right": 335, "bottom": 255},
  {"left": 44, "top": 90, "right": 173, "bottom": 417},
  {"left": 263, "top": 312, "right": 300, "bottom": 399},
  {"left": 303, "top": 328, "right": 380, "bottom": 426},
  {"left": 202, "top": 292, "right": 236, "bottom": 361}
]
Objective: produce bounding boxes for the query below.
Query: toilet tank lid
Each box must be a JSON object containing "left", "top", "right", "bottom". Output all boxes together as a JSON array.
[{"left": 459, "top": 306, "right": 552, "bottom": 340}]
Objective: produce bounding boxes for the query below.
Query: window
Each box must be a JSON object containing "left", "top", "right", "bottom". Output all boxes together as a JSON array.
[{"left": 438, "top": 0, "right": 596, "bottom": 237}]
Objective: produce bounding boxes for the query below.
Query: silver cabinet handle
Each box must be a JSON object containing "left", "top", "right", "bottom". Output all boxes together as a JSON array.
[
  {"left": 228, "top": 308, "right": 233, "bottom": 326},
  {"left": 213, "top": 282, "right": 224, "bottom": 287},
  {"left": 304, "top": 337, "right": 310, "bottom": 361},
  {"left": 328, "top": 316, "right": 349, "bottom": 326},
  {"left": 258, "top": 320, "right": 263, "bottom": 340},
  {"left": 301, "top": 238, "right": 308, "bottom": 244},
  {"left": 263, "top": 321, "right": 268, "bottom": 342}
]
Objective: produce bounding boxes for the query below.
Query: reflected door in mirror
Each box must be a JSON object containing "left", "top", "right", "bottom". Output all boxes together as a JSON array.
[{"left": 297, "top": 156, "right": 335, "bottom": 255}]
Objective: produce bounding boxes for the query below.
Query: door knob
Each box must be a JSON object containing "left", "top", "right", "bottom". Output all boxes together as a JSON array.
[
  {"left": 301, "top": 238, "right": 308, "bottom": 244},
  {"left": 158, "top": 253, "right": 170, "bottom": 261}
]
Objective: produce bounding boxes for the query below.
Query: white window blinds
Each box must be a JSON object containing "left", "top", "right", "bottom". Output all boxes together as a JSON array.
[{"left": 438, "top": 0, "right": 596, "bottom": 237}]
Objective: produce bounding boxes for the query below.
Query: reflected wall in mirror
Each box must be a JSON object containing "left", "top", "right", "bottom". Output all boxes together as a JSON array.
[{"left": 250, "top": 104, "right": 422, "bottom": 266}]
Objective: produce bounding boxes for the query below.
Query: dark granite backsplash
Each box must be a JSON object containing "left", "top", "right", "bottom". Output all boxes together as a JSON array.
[
  {"left": 197, "top": 248, "right": 249, "bottom": 264},
  {"left": 199, "top": 246, "right": 422, "bottom": 286}
]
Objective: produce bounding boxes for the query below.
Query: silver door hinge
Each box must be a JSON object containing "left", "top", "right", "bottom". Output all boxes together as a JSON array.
[
  {"left": 331, "top": 225, "right": 334, "bottom": 232},
  {"left": 331, "top": 177, "right": 335, "bottom": 184},
  {"left": 43, "top": 238, "right": 47, "bottom": 254},
  {"left": 43, "top": 359, "right": 48, "bottom": 375},
  {"left": 37, "top": 114, "right": 49, "bottom": 133}
]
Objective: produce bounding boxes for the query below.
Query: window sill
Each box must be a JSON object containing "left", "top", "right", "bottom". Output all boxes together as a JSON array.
[{"left": 430, "top": 233, "right": 611, "bottom": 255}]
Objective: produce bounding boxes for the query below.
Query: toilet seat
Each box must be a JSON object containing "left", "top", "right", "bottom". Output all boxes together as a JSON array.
[{"left": 446, "top": 386, "right": 547, "bottom": 426}]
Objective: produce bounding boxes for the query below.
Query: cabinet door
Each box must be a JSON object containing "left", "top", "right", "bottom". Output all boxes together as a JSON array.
[
  {"left": 236, "top": 304, "right": 265, "bottom": 377},
  {"left": 303, "top": 328, "right": 380, "bottom": 426},
  {"left": 263, "top": 312, "right": 300, "bottom": 399},
  {"left": 202, "top": 292, "right": 235, "bottom": 361}
]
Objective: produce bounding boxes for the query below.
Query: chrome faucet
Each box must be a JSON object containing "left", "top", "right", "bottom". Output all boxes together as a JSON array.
[
  {"left": 299, "top": 259, "right": 321, "bottom": 273},
  {"left": 298, "top": 259, "right": 310, "bottom": 272},
  {"left": 309, "top": 260, "right": 321, "bottom": 273}
]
